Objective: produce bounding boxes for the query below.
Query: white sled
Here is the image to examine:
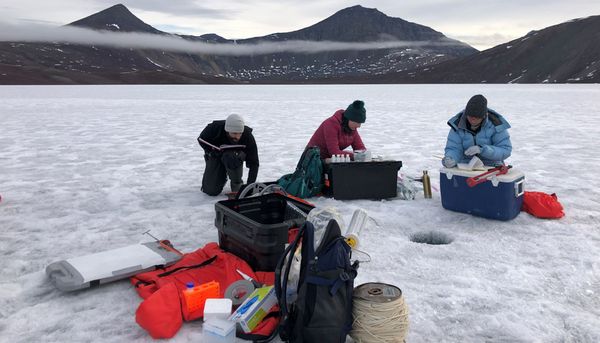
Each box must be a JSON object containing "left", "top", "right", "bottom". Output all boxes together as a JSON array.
[{"left": 46, "top": 241, "right": 182, "bottom": 291}]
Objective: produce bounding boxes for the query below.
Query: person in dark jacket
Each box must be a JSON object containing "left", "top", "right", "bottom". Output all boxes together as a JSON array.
[
  {"left": 198, "top": 114, "right": 259, "bottom": 195},
  {"left": 306, "top": 100, "right": 367, "bottom": 160},
  {"left": 442, "top": 94, "right": 512, "bottom": 168}
]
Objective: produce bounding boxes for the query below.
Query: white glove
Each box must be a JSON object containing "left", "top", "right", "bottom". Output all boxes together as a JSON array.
[
  {"left": 442, "top": 156, "right": 457, "bottom": 168},
  {"left": 464, "top": 145, "right": 481, "bottom": 156}
]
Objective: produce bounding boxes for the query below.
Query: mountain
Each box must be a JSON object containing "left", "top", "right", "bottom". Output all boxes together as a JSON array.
[
  {"left": 247, "top": 5, "right": 457, "bottom": 42},
  {"left": 2, "top": 4, "right": 475, "bottom": 84},
  {"left": 69, "top": 4, "right": 164, "bottom": 34},
  {"left": 0, "top": 4, "right": 234, "bottom": 84},
  {"left": 223, "top": 5, "right": 476, "bottom": 81},
  {"left": 360, "top": 15, "right": 600, "bottom": 83}
]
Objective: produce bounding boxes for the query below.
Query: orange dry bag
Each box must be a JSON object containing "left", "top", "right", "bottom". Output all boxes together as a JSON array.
[{"left": 521, "top": 191, "right": 565, "bottom": 219}]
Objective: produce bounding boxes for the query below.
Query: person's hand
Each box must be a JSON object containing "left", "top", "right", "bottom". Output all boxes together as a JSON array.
[
  {"left": 442, "top": 156, "right": 456, "bottom": 168},
  {"left": 464, "top": 145, "right": 481, "bottom": 156}
]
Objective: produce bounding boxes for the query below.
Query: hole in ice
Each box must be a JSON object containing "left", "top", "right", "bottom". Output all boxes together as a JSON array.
[{"left": 410, "top": 231, "right": 453, "bottom": 245}]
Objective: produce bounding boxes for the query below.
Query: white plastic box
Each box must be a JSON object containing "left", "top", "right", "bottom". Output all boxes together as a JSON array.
[
  {"left": 202, "top": 318, "right": 236, "bottom": 343},
  {"left": 204, "top": 298, "right": 232, "bottom": 321}
]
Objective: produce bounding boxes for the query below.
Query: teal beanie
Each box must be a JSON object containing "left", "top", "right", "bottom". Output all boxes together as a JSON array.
[{"left": 343, "top": 100, "right": 366, "bottom": 123}]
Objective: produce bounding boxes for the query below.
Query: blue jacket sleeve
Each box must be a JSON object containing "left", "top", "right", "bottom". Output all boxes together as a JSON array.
[
  {"left": 444, "top": 129, "right": 463, "bottom": 163},
  {"left": 480, "top": 130, "right": 512, "bottom": 161}
]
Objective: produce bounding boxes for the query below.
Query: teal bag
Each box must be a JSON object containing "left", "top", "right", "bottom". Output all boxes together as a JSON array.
[{"left": 278, "top": 147, "right": 323, "bottom": 198}]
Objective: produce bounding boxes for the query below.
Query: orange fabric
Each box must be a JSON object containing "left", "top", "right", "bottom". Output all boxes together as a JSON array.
[
  {"left": 522, "top": 191, "right": 565, "bottom": 219},
  {"left": 132, "top": 243, "right": 259, "bottom": 321},
  {"left": 131, "top": 243, "right": 280, "bottom": 339},
  {"left": 135, "top": 283, "right": 182, "bottom": 339}
]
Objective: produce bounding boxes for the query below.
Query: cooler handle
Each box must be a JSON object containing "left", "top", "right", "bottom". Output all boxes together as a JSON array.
[{"left": 514, "top": 179, "right": 525, "bottom": 197}]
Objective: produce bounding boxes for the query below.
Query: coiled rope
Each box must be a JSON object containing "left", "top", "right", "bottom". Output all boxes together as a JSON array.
[{"left": 350, "top": 283, "right": 409, "bottom": 343}]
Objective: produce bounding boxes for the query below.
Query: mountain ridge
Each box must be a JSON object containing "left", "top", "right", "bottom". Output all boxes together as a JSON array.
[
  {"left": 351, "top": 14, "right": 600, "bottom": 83},
  {"left": 68, "top": 4, "right": 164, "bottom": 34},
  {"left": 1, "top": 4, "right": 597, "bottom": 84},
  {"left": 0, "top": 4, "right": 477, "bottom": 84}
]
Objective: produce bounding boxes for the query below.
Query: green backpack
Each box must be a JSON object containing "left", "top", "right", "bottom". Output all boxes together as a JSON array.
[{"left": 278, "top": 147, "right": 323, "bottom": 198}]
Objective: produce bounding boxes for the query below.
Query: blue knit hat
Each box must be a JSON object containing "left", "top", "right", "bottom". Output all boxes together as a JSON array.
[{"left": 343, "top": 100, "right": 366, "bottom": 123}]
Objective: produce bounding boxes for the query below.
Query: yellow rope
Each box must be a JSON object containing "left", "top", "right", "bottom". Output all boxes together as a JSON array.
[{"left": 350, "top": 291, "right": 409, "bottom": 343}]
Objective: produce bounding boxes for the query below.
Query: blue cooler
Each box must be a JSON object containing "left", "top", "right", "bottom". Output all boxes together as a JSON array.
[{"left": 440, "top": 167, "right": 525, "bottom": 220}]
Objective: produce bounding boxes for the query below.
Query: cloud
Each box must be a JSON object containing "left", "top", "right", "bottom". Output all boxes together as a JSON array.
[
  {"left": 0, "top": 22, "right": 467, "bottom": 55},
  {"left": 448, "top": 33, "right": 516, "bottom": 50},
  {"left": 94, "top": 0, "right": 233, "bottom": 19}
]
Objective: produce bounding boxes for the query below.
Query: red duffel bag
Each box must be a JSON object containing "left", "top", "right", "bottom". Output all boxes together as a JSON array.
[
  {"left": 521, "top": 191, "right": 565, "bottom": 219},
  {"left": 131, "top": 242, "right": 279, "bottom": 339}
]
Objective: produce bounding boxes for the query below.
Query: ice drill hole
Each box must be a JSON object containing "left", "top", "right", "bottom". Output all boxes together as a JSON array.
[{"left": 410, "top": 231, "right": 454, "bottom": 245}]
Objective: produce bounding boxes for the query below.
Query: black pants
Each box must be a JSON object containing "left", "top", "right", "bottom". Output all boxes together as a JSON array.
[{"left": 202, "top": 150, "right": 245, "bottom": 196}]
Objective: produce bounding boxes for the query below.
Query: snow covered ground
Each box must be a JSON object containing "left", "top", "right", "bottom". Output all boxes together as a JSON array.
[{"left": 1, "top": 84, "right": 599, "bottom": 342}]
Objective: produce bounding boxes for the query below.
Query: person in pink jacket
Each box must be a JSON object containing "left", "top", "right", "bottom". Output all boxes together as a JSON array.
[{"left": 306, "top": 100, "right": 367, "bottom": 160}]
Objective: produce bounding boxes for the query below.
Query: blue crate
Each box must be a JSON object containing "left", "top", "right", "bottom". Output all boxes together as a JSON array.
[{"left": 440, "top": 167, "right": 525, "bottom": 221}]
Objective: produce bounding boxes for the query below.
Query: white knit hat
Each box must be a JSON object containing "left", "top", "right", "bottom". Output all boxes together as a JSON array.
[{"left": 225, "top": 114, "right": 245, "bottom": 133}]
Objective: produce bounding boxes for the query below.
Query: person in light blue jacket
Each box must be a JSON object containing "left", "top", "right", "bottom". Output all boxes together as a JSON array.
[{"left": 442, "top": 94, "right": 512, "bottom": 168}]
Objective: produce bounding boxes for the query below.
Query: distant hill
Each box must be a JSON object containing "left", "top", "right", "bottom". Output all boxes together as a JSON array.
[
  {"left": 246, "top": 5, "right": 459, "bottom": 42},
  {"left": 0, "top": 4, "right": 231, "bottom": 84},
  {"left": 6, "top": 4, "right": 599, "bottom": 84},
  {"left": 356, "top": 15, "right": 600, "bottom": 83},
  {"left": 223, "top": 5, "right": 476, "bottom": 82},
  {"left": 69, "top": 4, "right": 164, "bottom": 34},
  {"left": 0, "top": 4, "right": 476, "bottom": 84}
]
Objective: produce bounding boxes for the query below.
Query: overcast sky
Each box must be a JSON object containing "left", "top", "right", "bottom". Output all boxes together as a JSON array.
[{"left": 2, "top": 0, "right": 600, "bottom": 50}]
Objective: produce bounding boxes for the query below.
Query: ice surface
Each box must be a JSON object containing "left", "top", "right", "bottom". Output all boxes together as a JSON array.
[{"left": 1, "top": 84, "right": 599, "bottom": 342}]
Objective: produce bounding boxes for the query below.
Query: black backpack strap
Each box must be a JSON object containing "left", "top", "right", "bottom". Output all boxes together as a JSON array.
[
  {"left": 235, "top": 311, "right": 280, "bottom": 342},
  {"left": 274, "top": 221, "right": 312, "bottom": 341},
  {"left": 305, "top": 237, "right": 359, "bottom": 295},
  {"left": 134, "top": 255, "right": 218, "bottom": 288},
  {"left": 156, "top": 255, "right": 218, "bottom": 277},
  {"left": 329, "top": 260, "right": 359, "bottom": 295},
  {"left": 275, "top": 223, "right": 304, "bottom": 315}
]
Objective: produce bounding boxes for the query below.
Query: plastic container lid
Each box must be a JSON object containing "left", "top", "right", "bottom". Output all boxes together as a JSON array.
[
  {"left": 203, "top": 318, "right": 236, "bottom": 337},
  {"left": 204, "top": 298, "right": 233, "bottom": 321}
]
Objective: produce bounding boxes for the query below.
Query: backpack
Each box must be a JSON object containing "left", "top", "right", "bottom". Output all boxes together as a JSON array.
[
  {"left": 277, "top": 147, "right": 323, "bottom": 198},
  {"left": 274, "top": 220, "right": 358, "bottom": 343}
]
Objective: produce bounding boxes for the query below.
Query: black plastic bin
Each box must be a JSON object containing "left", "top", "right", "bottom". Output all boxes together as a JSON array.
[
  {"left": 326, "top": 161, "right": 402, "bottom": 200},
  {"left": 214, "top": 193, "right": 314, "bottom": 271}
]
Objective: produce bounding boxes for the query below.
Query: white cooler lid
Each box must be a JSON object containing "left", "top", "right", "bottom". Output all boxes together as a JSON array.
[
  {"left": 440, "top": 166, "right": 524, "bottom": 182},
  {"left": 66, "top": 242, "right": 168, "bottom": 282}
]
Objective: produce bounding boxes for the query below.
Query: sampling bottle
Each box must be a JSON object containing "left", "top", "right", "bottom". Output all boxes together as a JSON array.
[
  {"left": 345, "top": 208, "right": 369, "bottom": 249},
  {"left": 422, "top": 170, "right": 432, "bottom": 199}
]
